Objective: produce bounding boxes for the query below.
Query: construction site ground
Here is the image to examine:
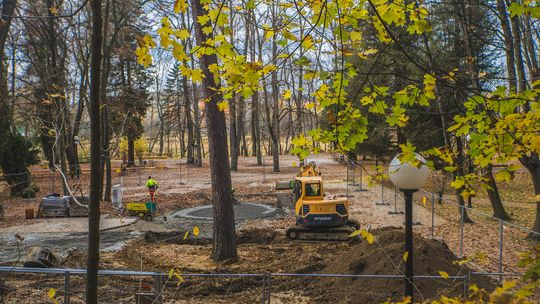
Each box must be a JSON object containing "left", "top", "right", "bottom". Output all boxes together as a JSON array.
[{"left": 0, "top": 154, "right": 538, "bottom": 303}]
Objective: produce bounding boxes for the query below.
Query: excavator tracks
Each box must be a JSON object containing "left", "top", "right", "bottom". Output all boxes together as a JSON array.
[{"left": 285, "top": 220, "right": 361, "bottom": 242}]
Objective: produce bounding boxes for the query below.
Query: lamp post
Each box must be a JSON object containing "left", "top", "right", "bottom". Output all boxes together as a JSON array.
[{"left": 388, "top": 153, "right": 429, "bottom": 302}]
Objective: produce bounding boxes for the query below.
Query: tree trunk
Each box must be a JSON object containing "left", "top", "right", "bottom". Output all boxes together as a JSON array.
[
  {"left": 230, "top": 94, "right": 239, "bottom": 171},
  {"left": 455, "top": 137, "right": 473, "bottom": 223},
  {"left": 520, "top": 154, "right": 540, "bottom": 239},
  {"left": 484, "top": 165, "right": 511, "bottom": 220},
  {"left": 250, "top": 8, "right": 262, "bottom": 165},
  {"left": 192, "top": 83, "right": 203, "bottom": 166},
  {"left": 270, "top": 16, "right": 280, "bottom": 172},
  {"left": 496, "top": 0, "right": 517, "bottom": 90},
  {"left": 251, "top": 91, "right": 261, "bottom": 163},
  {"left": 127, "top": 136, "right": 135, "bottom": 166},
  {"left": 87, "top": 0, "right": 102, "bottom": 302},
  {"left": 509, "top": 1, "right": 527, "bottom": 93},
  {"left": 183, "top": 75, "right": 194, "bottom": 162},
  {"left": 99, "top": 0, "right": 112, "bottom": 202},
  {"left": 191, "top": 0, "right": 237, "bottom": 261}
]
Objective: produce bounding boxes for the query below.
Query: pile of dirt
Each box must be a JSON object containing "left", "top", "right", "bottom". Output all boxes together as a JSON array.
[{"left": 302, "top": 227, "right": 495, "bottom": 303}]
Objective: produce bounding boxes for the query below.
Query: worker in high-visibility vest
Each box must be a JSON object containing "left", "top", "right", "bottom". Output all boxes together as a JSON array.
[{"left": 146, "top": 176, "right": 159, "bottom": 202}]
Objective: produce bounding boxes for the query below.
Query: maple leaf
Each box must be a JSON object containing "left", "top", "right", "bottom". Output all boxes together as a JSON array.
[
  {"left": 217, "top": 101, "right": 228, "bottom": 111},
  {"left": 174, "top": 0, "right": 187, "bottom": 13},
  {"left": 282, "top": 89, "right": 292, "bottom": 99},
  {"left": 49, "top": 7, "right": 59, "bottom": 15},
  {"left": 191, "top": 69, "right": 204, "bottom": 83}
]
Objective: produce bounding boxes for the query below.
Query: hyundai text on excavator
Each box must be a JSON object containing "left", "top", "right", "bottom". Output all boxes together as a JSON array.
[{"left": 277, "top": 161, "right": 360, "bottom": 241}]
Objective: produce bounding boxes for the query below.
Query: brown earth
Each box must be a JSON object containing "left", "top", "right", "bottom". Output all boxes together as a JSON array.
[
  {"left": 305, "top": 227, "right": 494, "bottom": 303},
  {"left": 0, "top": 154, "right": 537, "bottom": 303}
]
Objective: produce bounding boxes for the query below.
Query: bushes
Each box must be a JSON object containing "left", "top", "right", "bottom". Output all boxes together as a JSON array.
[{"left": 0, "top": 132, "right": 39, "bottom": 197}]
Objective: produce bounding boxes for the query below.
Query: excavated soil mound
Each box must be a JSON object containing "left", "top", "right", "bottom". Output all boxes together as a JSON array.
[{"left": 303, "top": 227, "right": 495, "bottom": 303}]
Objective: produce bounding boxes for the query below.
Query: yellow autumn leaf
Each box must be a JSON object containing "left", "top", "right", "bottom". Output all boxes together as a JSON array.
[
  {"left": 530, "top": 136, "right": 540, "bottom": 154},
  {"left": 183, "top": 231, "right": 189, "bottom": 240},
  {"left": 348, "top": 229, "right": 361, "bottom": 238},
  {"left": 265, "top": 29, "right": 274, "bottom": 40},
  {"left": 453, "top": 258, "right": 470, "bottom": 266},
  {"left": 423, "top": 74, "right": 436, "bottom": 100},
  {"left": 48, "top": 288, "right": 56, "bottom": 299},
  {"left": 191, "top": 69, "right": 204, "bottom": 83},
  {"left": 350, "top": 31, "right": 362, "bottom": 42},
  {"left": 193, "top": 226, "right": 200, "bottom": 237},
  {"left": 174, "top": 270, "right": 185, "bottom": 286},
  {"left": 403, "top": 251, "right": 408, "bottom": 262},
  {"left": 174, "top": 29, "right": 190, "bottom": 40},
  {"left": 202, "top": 26, "right": 213, "bottom": 35},
  {"left": 174, "top": 0, "right": 187, "bottom": 13},
  {"left": 49, "top": 7, "right": 59, "bottom": 15},
  {"left": 438, "top": 271, "right": 449, "bottom": 279},
  {"left": 168, "top": 268, "right": 175, "bottom": 279},
  {"left": 217, "top": 101, "right": 228, "bottom": 111},
  {"left": 360, "top": 229, "right": 375, "bottom": 244},
  {"left": 357, "top": 48, "right": 378, "bottom": 59},
  {"left": 282, "top": 89, "right": 292, "bottom": 99}
]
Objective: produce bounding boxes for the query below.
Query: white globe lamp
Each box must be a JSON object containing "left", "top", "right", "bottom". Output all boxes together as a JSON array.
[
  {"left": 389, "top": 153, "right": 429, "bottom": 190},
  {"left": 388, "top": 152, "right": 429, "bottom": 302}
]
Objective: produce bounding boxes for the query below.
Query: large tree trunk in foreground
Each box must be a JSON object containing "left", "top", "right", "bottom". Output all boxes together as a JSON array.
[
  {"left": 191, "top": 0, "right": 237, "bottom": 261},
  {"left": 87, "top": 0, "right": 102, "bottom": 302}
]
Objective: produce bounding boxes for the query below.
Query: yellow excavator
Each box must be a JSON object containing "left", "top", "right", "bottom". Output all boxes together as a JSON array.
[{"left": 277, "top": 161, "right": 359, "bottom": 241}]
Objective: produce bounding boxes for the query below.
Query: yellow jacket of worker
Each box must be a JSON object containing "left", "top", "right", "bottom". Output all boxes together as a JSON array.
[{"left": 146, "top": 177, "right": 158, "bottom": 189}]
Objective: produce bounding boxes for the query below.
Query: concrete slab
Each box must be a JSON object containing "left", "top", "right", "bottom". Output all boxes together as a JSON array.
[{"left": 172, "top": 203, "right": 279, "bottom": 220}]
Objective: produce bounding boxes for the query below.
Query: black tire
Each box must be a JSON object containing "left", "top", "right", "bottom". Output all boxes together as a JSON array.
[{"left": 144, "top": 214, "right": 153, "bottom": 221}]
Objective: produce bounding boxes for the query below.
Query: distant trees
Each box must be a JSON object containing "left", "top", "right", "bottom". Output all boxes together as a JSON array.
[{"left": 0, "top": 0, "right": 40, "bottom": 197}]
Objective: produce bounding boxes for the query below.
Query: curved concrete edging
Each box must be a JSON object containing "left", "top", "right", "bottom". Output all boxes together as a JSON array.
[{"left": 172, "top": 202, "right": 278, "bottom": 221}]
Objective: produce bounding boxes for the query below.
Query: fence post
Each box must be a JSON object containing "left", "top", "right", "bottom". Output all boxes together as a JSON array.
[
  {"left": 376, "top": 182, "right": 386, "bottom": 205},
  {"left": 499, "top": 219, "right": 504, "bottom": 283},
  {"left": 463, "top": 272, "right": 471, "bottom": 298},
  {"left": 260, "top": 274, "right": 266, "bottom": 304},
  {"left": 266, "top": 273, "right": 272, "bottom": 304},
  {"left": 351, "top": 163, "right": 356, "bottom": 186},
  {"left": 262, "top": 159, "right": 266, "bottom": 183},
  {"left": 459, "top": 205, "right": 464, "bottom": 258},
  {"left": 431, "top": 191, "right": 435, "bottom": 239},
  {"left": 358, "top": 163, "right": 364, "bottom": 191},
  {"left": 381, "top": 182, "right": 384, "bottom": 204},
  {"left": 64, "top": 271, "right": 70, "bottom": 304}
]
